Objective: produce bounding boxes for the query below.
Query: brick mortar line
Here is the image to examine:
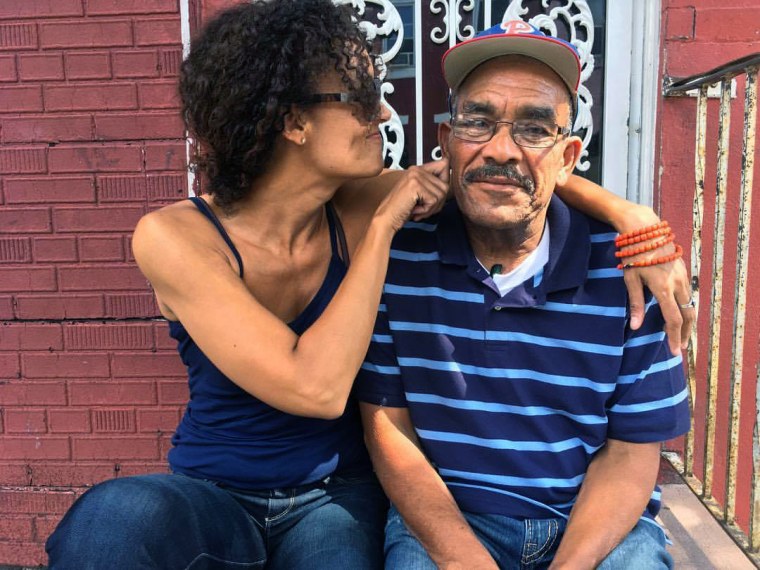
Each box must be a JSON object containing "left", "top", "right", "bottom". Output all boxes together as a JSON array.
[{"left": 2, "top": 317, "right": 166, "bottom": 324}]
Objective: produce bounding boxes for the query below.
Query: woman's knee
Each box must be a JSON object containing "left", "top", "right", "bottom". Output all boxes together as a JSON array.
[
  {"left": 48, "top": 476, "right": 185, "bottom": 549},
  {"left": 47, "top": 474, "right": 259, "bottom": 569}
]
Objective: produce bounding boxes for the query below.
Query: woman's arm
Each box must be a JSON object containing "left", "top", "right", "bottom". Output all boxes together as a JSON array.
[
  {"left": 132, "top": 161, "right": 449, "bottom": 420},
  {"left": 556, "top": 174, "right": 694, "bottom": 355},
  {"left": 555, "top": 174, "right": 659, "bottom": 232}
]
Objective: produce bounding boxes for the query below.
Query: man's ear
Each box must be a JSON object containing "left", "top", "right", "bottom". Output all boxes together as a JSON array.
[
  {"left": 555, "top": 135, "right": 582, "bottom": 186},
  {"left": 282, "top": 106, "right": 308, "bottom": 146},
  {"left": 438, "top": 122, "right": 452, "bottom": 159}
]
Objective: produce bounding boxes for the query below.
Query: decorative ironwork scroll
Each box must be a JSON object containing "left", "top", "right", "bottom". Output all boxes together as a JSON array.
[
  {"left": 336, "top": 0, "right": 596, "bottom": 170},
  {"left": 334, "top": 0, "right": 406, "bottom": 168},
  {"left": 503, "top": 0, "right": 595, "bottom": 171}
]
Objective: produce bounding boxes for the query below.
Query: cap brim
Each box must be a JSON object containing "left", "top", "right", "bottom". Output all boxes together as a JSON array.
[{"left": 442, "top": 34, "right": 581, "bottom": 95}]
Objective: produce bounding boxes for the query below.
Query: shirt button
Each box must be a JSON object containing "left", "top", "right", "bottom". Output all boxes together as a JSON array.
[{"left": 494, "top": 306, "right": 502, "bottom": 311}]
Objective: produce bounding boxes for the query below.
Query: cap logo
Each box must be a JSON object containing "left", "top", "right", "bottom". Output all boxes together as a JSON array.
[{"left": 499, "top": 20, "right": 534, "bottom": 35}]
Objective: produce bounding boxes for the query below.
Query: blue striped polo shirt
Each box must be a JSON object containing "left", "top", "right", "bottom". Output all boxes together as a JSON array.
[{"left": 355, "top": 196, "right": 690, "bottom": 523}]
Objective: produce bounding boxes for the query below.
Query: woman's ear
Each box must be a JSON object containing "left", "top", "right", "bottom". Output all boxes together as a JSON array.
[{"left": 282, "top": 107, "right": 308, "bottom": 146}]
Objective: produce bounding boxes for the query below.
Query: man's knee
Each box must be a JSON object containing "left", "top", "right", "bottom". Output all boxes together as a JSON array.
[
  {"left": 383, "top": 507, "right": 437, "bottom": 570},
  {"left": 597, "top": 520, "right": 673, "bottom": 569}
]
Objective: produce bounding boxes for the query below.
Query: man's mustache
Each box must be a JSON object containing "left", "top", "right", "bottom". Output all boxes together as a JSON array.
[{"left": 463, "top": 164, "right": 535, "bottom": 192}]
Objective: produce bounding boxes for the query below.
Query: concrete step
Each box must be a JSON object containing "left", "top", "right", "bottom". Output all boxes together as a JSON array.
[{"left": 657, "top": 461, "right": 756, "bottom": 569}]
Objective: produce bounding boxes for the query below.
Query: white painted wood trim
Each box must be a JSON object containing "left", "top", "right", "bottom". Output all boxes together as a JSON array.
[
  {"left": 626, "top": 0, "right": 661, "bottom": 206},
  {"left": 179, "top": 0, "right": 195, "bottom": 196},
  {"left": 601, "top": 0, "right": 633, "bottom": 198},
  {"left": 603, "top": 0, "right": 662, "bottom": 205},
  {"left": 415, "top": 0, "right": 423, "bottom": 164}
]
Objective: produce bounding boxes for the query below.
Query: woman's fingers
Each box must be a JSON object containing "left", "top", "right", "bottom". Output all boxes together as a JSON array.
[
  {"left": 623, "top": 259, "right": 694, "bottom": 356},
  {"left": 408, "top": 159, "right": 450, "bottom": 219},
  {"left": 419, "top": 156, "right": 450, "bottom": 183},
  {"left": 377, "top": 159, "right": 450, "bottom": 229}
]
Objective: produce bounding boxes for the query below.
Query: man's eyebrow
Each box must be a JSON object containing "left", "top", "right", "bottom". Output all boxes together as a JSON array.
[
  {"left": 459, "top": 100, "right": 496, "bottom": 115},
  {"left": 515, "top": 106, "right": 557, "bottom": 122}
]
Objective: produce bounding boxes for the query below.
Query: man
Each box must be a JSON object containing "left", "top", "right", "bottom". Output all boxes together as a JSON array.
[{"left": 356, "top": 21, "right": 690, "bottom": 569}]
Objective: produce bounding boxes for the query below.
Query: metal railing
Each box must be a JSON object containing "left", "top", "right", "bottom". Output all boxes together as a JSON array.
[{"left": 663, "top": 53, "right": 760, "bottom": 565}]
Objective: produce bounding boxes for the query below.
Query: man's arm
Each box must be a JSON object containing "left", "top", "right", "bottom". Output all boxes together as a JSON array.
[
  {"left": 360, "top": 402, "right": 498, "bottom": 570},
  {"left": 549, "top": 439, "right": 661, "bottom": 569}
]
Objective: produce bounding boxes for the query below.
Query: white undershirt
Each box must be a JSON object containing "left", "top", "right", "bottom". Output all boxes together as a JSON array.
[{"left": 478, "top": 223, "right": 551, "bottom": 297}]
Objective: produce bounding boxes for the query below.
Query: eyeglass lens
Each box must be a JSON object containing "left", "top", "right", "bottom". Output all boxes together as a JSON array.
[{"left": 452, "top": 117, "right": 562, "bottom": 148}]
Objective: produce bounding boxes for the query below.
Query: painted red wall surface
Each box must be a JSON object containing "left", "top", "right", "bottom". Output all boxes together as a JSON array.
[
  {"left": 0, "top": 0, "right": 190, "bottom": 565},
  {"left": 657, "top": 0, "right": 760, "bottom": 534}
]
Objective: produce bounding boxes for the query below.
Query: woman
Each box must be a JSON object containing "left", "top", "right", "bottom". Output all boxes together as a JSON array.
[{"left": 46, "top": 1, "right": 691, "bottom": 569}]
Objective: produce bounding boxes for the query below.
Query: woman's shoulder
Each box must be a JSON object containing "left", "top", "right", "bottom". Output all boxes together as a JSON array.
[
  {"left": 138, "top": 196, "right": 202, "bottom": 226},
  {"left": 134, "top": 198, "right": 217, "bottom": 248},
  {"left": 132, "top": 197, "right": 233, "bottom": 277}
]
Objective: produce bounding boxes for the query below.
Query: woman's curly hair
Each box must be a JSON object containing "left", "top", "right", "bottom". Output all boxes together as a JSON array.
[{"left": 179, "top": 0, "right": 380, "bottom": 213}]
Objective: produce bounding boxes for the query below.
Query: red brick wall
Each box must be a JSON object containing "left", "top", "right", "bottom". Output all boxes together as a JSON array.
[
  {"left": 2, "top": 0, "right": 755, "bottom": 565},
  {"left": 658, "top": 0, "right": 760, "bottom": 535},
  {"left": 0, "top": 1, "right": 191, "bottom": 565}
]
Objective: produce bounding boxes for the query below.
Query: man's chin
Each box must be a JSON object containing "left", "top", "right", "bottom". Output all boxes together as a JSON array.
[
  {"left": 467, "top": 180, "right": 527, "bottom": 196},
  {"left": 463, "top": 208, "right": 530, "bottom": 231}
]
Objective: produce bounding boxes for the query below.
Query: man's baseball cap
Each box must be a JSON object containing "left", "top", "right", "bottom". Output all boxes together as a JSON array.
[{"left": 442, "top": 20, "right": 581, "bottom": 96}]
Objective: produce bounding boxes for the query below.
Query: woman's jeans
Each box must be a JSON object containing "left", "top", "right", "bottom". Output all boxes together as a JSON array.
[
  {"left": 384, "top": 505, "right": 673, "bottom": 570},
  {"left": 46, "top": 472, "right": 388, "bottom": 570}
]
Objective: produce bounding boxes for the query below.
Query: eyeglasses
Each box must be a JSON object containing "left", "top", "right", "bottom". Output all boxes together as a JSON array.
[
  {"left": 450, "top": 115, "right": 570, "bottom": 148},
  {"left": 303, "top": 77, "right": 383, "bottom": 106}
]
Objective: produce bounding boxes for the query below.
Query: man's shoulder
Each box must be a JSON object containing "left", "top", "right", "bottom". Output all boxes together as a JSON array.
[
  {"left": 391, "top": 207, "right": 448, "bottom": 254},
  {"left": 555, "top": 196, "right": 616, "bottom": 238},
  {"left": 548, "top": 197, "right": 621, "bottom": 285}
]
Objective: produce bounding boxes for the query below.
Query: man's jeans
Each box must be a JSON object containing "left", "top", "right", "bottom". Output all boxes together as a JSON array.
[
  {"left": 384, "top": 505, "right": 673, "bottom": 569},
  {"left": 46, "top": 472, "right": 387, "bottom": 570}
]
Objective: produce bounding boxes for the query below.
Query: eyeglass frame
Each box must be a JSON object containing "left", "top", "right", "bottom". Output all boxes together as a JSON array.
[
  {"left": 449, "top": 115, "right": 572, "bottom": 148},
  {"left": 302, "top": 77, "right": 383, "bottom": 106}
]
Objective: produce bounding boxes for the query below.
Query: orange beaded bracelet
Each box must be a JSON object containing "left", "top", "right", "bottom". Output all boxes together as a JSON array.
[
  {"left": 615, "top": 234, "right": 675, "bottom": 258},
  {"left": 614, "top": 221, "right": 670, "bottom": 246},
  {"left": 615, "top": 227, "right": 672, "bottom": 247},
  {"left": 617, "top": 244, "right": 683, "bottom": 270}
]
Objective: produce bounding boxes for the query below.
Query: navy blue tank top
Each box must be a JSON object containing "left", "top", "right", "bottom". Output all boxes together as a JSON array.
[{"left": 167, "top": 197, "right": 370, "bottom": 489}]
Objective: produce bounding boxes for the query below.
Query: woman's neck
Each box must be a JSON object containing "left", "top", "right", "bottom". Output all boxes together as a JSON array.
[{"left": 209, "top": 160, "right": 341, "bottom": 255}]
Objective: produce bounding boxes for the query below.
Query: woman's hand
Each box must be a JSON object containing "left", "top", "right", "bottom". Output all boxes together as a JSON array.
[
  {"left": 373, "top": 158, "right": 450, "bottom": 234},
  {"left": 555, "top": 176, "right": 695, "bottom": 353},
  {"left": 614, "top": 203, "right": 694, "bottom": 355},
  {"left": 623, "top": 257, "right": 695, "bottom": 356}
]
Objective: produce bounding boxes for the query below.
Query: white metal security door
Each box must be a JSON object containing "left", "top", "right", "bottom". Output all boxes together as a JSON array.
[{"left": 338, "top": 0, "right": 661, "bottom": 202}]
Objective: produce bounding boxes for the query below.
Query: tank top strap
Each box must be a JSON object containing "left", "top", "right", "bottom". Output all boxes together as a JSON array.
[
  {"left": 189, "top": 196, "right": 245, "bottom": 278},
  {"left": 325, "top": 201, "right": 350, "bottom": 266}
]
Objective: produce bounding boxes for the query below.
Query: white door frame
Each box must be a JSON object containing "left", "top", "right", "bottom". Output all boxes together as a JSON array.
[{"left": 603, "top": 0, "right": 661, "bottom": 205}]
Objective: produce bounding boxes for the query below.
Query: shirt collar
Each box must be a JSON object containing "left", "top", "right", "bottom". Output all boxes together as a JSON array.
[{"left": 435, "top": 194, "right": 590, "bottom": 294}]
